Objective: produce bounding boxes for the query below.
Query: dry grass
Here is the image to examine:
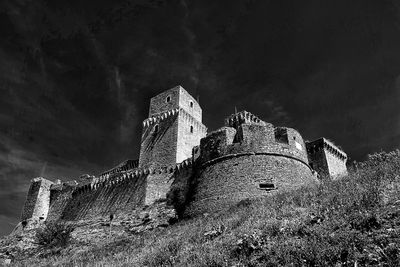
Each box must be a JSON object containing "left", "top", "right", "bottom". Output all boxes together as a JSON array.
[{"left": 16, "top": 150, "right": 400, "bottom": 266}]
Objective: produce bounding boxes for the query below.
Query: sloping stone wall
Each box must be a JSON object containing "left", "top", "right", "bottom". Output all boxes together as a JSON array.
[{"left": 58, "top": 174, "right": 146, "bottom": 221}]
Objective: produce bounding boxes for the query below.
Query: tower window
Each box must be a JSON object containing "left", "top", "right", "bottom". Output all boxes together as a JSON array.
[
  {"left": 190, "top": 101, "right": 193, "bottom": 108},
  {"left": 154, "top": 124, "right": 159, "bottom": 133},
  {"left": 166, "top": 96, "right": 171, "bottom": 103},
  {"left": 190, "top": 125, "right": 194, "bottom": 133},
  {"left": 274, "top": 128, "right": 289, "bottom": 144}
]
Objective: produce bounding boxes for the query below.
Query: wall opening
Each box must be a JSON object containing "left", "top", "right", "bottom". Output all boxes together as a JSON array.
[
  {"left": 190, "top": 101, "right": 193, "bottom": 108},
  {"left": 259, "top": 183, "right": 275, "bottom": 190},
  {"left": 274, "top": 128, "right": 288, "bottom": 144},
  {"left": 190, "top": 125, "right": 194, "bottom": 133},
  {"left": 166, "top": 96, "right": 171, "bottom": 103},
  {"left": 154, "top": 124, "right": 159, "bottom": 133}
]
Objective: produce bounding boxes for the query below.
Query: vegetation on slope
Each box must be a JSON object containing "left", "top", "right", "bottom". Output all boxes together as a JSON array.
[{"left": 16, "top": 151, "right": 400, "bottom": 266}]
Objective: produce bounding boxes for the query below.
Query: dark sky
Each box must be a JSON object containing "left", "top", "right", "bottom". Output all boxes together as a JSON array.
[{"left": 1, "top": 0, "right": 400, "bottom": 236}]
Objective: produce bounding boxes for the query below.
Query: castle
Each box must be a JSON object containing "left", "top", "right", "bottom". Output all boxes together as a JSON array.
[{"left": 19, "top": 86, "right": 348, "bottom": 226}]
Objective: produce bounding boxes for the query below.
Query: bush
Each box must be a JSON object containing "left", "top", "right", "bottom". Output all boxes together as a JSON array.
[{"left": 36, "top": 222, "right": 74, "bottom": 249}]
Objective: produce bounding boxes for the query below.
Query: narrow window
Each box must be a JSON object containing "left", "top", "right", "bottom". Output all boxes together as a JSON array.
[
  {"left": 166, "top": 96, "right": 171, "bottom": 103},
  {"left": 190, "top": 101, "right": 193, "bottom": 108},
  {"left": 274, "top": 128, "right": 289, "bottom": 144},
  {"left": 190, "top": 125, "right": 194, "bottom": 133},
  {"left": 259, "top": 183, "right": 275, "bottom": 190},
  {"left": 154, "top": 124, "right": 159, "bottom": 133}
]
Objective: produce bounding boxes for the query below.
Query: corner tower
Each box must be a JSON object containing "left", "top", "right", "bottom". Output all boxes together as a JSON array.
[
  {"left": 306, "top": 138, "right": 348, "bottom": 179},
  {"left": 21, "top": 177, "right": 53, "bottom": 222},
  {"left": 139, "top": 85, "right": 207, "bottom": 168}
]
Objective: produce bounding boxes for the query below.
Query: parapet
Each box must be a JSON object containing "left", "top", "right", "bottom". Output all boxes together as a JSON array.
[
  {"left": 100, "top": 159, "right": 139, "bottom": 179},
  {"left": 224, "top": 110, "right": 266, "bottom": 129},
  {"left": 197, "top": 118, "right": 310, "bottom": 168},
  {"left": 306, "top": 138, "right": 347, "bottom": 161}
]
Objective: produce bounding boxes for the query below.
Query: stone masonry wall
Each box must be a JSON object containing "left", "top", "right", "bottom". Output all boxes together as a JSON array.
[
  {"left": 185, "top": 122, "right": 316, "bottom": 216},
  {"left": 176, "top": 109, "right": 206, "bottom": 163},
  {"left": 306, "top": 138, "right": 347, "bottom": 179},
  {"left": 198, "top": 124, "right": 310, "bottom": 166},
  {"left": 177, "top": 86, "right": 202, "bottom": 122},
  {"left": 149, "top": 86, "right": 181, "bottom": 117},
  {"left": 139, "top": 112, "right": 179, "bottom": 168},
  {"left": 185, "top": 154, "right": 316, "bottom": 216},
  {"left": 145, "top": 172, "right": 175, "bottom": 205},
  {"left": 21, "top": 177, "right": 53, "bottom": 221},
  {"left": 58, "top": 173, "right": 146, "bottom": 221},
  {"left": 46, "top": 185, "right": 75, "bottom": 222},
  {"left": 307, "top": 145, "right": 329, "bottom": 177},
  {"left": 325, "top": 151, "right": 348, "bottom": 178}
]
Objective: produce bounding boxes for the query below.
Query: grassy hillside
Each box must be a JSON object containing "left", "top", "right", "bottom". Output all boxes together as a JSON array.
[{"left": 13, "top": 151, "right": 400, "bottom": 266}]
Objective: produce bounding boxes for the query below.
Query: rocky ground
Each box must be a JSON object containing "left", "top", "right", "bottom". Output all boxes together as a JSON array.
[{"left": 0, "top": 201, "right": 177, "bottom": 265}]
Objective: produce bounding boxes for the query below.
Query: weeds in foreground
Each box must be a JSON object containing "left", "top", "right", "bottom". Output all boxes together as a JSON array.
[{"left": 35, "top": 222, "right": 74, "bottom": 249}]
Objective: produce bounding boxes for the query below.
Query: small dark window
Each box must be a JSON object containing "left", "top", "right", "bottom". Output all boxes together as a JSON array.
[
  {"left": 274, "top": 128, "right": 289, "bottom": 144},
  {"left": 154, "top": 124, "right": 159, "bottom": 133},
  {"left": 190, "top": 125, "right": 194, "bottom": 133},
  {"left": 293, "top": 136, "right": 296, "bottom": 140},
  {"left": 259, "top": 183, "right": 275, "bottom": 190},
  {"left": 166, "top": 96, "right": 171, "bottom": 103},
  {"left": 190, "top": 101, "right": 193, "bottom": 107}
]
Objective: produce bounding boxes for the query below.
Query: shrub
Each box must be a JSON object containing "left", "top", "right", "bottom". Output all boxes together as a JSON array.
[{"left": 36, "top": 222, "right": 74, "bottom": 249}]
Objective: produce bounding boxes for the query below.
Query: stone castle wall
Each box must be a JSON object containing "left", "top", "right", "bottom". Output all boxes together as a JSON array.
[
  {"left": 44, "top": 159, "right": 194, "bottom": 222},
  {"left": 184, "top": 122, "right": 317, "bottom": 216},
  {"left": 139, "top": 110, "right": 180, "bottom": 168},
  {"left": 185, "top": 154, "right": 315, "bottom": 216},
  {"left": 48, "top": 171, "right": 147, "bottom": 221},
  {"left": 176, "top": 109, "right": 207, "bottom": 163}
]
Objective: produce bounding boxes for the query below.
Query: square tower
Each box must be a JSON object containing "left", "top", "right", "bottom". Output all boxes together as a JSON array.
[
  {"left": 21, "top": 177, "right": 53, "bottom": 221},
  {"left": 139, "top": 85, "right": 207, "bottom": 168},
  {"left": 306, "top": 138, "right": 348, "bottom": 179}
]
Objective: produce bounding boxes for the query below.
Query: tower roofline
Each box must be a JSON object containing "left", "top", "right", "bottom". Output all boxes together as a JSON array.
[
  {"left": 306, "top": 137, "right": 347, "bottom": 159},
  {"left": 150, "top": 85, "right": 200, "bottom": 107}
]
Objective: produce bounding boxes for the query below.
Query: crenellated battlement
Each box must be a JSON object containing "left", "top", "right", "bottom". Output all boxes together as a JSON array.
[
  {"left": 198, "top": 116, "right": 309, "bottom": 168},
  {"left": 224, "top": 110, "right": 266, "bottom": 129},
  {"left": 100, "top": 159, "right": 139, "bottom": 179},
  {"left": 142, "top": 108, "right": 180, "bottom": 128},
  {"left": 306, "top": 138, "right": 347, "bottom": 161},
  {"left": 72, "top": 159, "right": 194, "bottom": 197}
]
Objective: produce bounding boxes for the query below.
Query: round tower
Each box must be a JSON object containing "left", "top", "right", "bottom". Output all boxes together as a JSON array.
[{"left": 185, "top": 111, "right": 318, "bottom": 216}]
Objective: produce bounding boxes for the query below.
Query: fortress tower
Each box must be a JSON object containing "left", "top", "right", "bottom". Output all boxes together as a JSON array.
[
  {"left": 306, "top": 138, "right": 348, "bottom": 179},
  {"left": 21, "top": 177, "right": 53, "bottom": 222},
  {"left": 139, "top": 85, "right": 207, "bottom": 168}
]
